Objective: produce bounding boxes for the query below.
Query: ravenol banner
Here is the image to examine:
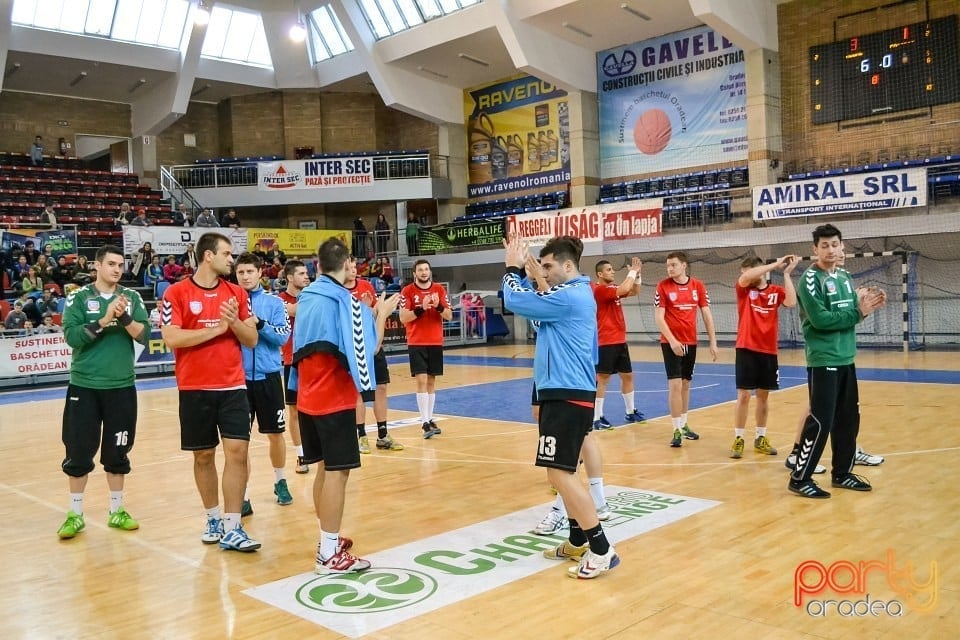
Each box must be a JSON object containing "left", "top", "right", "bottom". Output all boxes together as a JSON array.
[
  {"left": 417, "top": 219, "right": 505, "bottom": 253},
  {"left": 752, "top": 169, "right": 927, "bottom": 220},
  {"left": 464, "top": 74, "right": 571, "bottom": 199},
  {"left": 258, "top": 159, "right": 374, "bottom": 191},
  {"left": 597, "top": 25, "right": 747, "bottom": 180}
]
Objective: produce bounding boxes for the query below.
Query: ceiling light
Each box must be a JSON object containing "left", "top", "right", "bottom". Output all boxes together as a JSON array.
[
  {"left": 458, "top": 53, "right": 489, "bottom": 67},
  {"left": 194, "top": 0, "right": 211, "bottom": 26},
  {"left": 129, "top": 78, "right": 148, "bottom": 93},
  {"left": 417, "top": 65, "right": 448, "bottom": 79},
  {"left": 69, "top": 71, "right": 88, "bottom": 87},
  {"left": 562, "top": 22, "right": 593, "bottom": 38},
  {"left": 621, "top": 4, "right": 651, "bottom": 20},
  {"left": 289, "top": 19, "right": 307, "bottom": 42}
]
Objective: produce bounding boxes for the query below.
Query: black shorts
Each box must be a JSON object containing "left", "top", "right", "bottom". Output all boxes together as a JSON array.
[
  {"left": 535, "top": 400, "right": 593, "bottom": 472},
  {"left": 298, "top": 408, "right": 361, "bottom": 471},
  {"left": 61, "top": 384, "right": 138, "bottom": 477},
  {"left": 596, "top": 343, "right": 633, "bottom": 375},
  {"left": 409, "top": 345, "right": 443, "bottom": 377},
  {"left": 661, "top": 343, "right": 697, "bottom": 380},
  {"left": 283, "top": 365, "right": 297, "bottom": 405},
  {"left": 735, "top": 348, "right": 780, "bottom": 390},
  {"left": 374, "top": 349, "right": 390, "bottom": 385},
  {"left": 246, "top": 372, "right": 287, "bottom": 433},
  {"left": 179, "top": 389, "right": 251, "bottom": 450}
]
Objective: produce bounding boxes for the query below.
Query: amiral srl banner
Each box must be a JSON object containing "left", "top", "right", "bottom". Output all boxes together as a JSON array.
[
  {"left": 598, "top": 25, "right": 747, "bottom": 180},
  {"left": 464, "top": 74, "right": 571, "bottom": 199}
]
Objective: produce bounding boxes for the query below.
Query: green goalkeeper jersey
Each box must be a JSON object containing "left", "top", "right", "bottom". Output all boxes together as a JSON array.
[
  {"left": 797, "top": 265, "right": 863, "bottom": 368},
  {"left": 62, "top": 283, "right": 151, "bottom": 389}
]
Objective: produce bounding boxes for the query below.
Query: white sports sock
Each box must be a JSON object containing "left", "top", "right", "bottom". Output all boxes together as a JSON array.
[
  {"left": 756, "top": 426, "right": 767, "bottom": 437},
  {"left": 680, "top": 413, "right": 688, "bottom": 427},
  {"left": 735, "top": 428, "right": 745, "bottom": 438},
  {"left": 274, "top": 468, "right": 286, "bottom": 483},
  {"left": 320, "top": 529, "right": 340, "bottom": 561},
  {"left": 70, "top": 493, "right": 84, "bottom": 515},
  {"left": 594, "top": 398, "right": 605, "bottom": 421},
  {"left": 416, "top": 393, "right": 428, "bottom": 422},
  {"left": 671, "top": 416, "right": 684, "bottom": 431},
  {"left": 223, "top": 513, "right": 241, "bottom": 532},
  {"left": 552, "top": 494, "right": 567, "bottom": 517},
  {"left": 109, "top": 491, "right": 123, "bottom": 513},
  {"left": 427, "top": 393, "right": 436, "bottom": 421},
  {"left": 622, "top": 391, "right": 635, "bottom": 414},
  {"left": 296, "top": 445, "right": 304, "bottom": 457},
  {"left": 588, "top": 477, "right": 605, "bottom": 508},
  {"left": 205, "top": 506, "right": 221, "bottom": 520}
]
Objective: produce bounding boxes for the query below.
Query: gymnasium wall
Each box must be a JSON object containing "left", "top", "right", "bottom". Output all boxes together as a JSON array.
[{"left": 778, "top": 0, "right": 960, "bottom": 168}]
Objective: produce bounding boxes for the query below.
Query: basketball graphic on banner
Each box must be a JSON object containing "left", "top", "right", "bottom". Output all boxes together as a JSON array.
[{"left": 632, "top": 108, "right": 672, "bottom": 155}]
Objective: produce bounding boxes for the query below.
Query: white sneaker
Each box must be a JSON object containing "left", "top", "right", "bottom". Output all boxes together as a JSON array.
[
  {"left": 854, "top": 447, "right": 884, "bottom": 466},
  {"left": 201, "top": 517, "right": 223, "bottom": 544},
  {"left": 596, "top": 503, "right": 612, "bottom": 521},
  {"left": 533, "top": 508, "right": 568, "bottom": 535},
  {"left": 786, "top": 453, "right": 826, "bottom": 474},
  {"left": 567, "top": 546, "right": 621, "bottom": 579}
]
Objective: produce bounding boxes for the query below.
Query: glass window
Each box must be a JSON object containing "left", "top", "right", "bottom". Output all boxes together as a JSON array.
[
  {"left": 200, "top": 6, "right": 273, "bottom": 68},
  {"left": 307, "top": 5, "right": 354, "bottom": 64},
  {"left": 358, "top": 0, "right": 477, "bottom": 40}
]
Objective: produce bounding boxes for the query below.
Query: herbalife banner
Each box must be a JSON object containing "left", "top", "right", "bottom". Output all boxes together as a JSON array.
[
  {"left": 417, "top": 219, "right": 506, "bottom": 252},
  {"left": 598, "top": 26, "right": 747, "bottom": 180},
  {"left": 464, "top": 74, "right": 572, "bottom": 198},
  {"left": 752, "top": 169, "right": 927, "bottom": 220},
  {"left": 258, "top": 159, "right": 374, "bottom": 191}
]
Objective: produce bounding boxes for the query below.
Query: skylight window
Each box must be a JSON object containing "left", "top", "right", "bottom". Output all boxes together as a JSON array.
[
  {"left": 358, "top": 0, "right": 480, "bottom": 39},
  {"left": 200, "top": 6, "right": 272, "bottom": 68},
  {"left": 307, "top": 5, "right": 355, "bottom": 64}
]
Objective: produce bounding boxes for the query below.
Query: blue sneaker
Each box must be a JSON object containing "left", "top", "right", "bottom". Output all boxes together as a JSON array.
[
  {"left": 593, "top": 416, "right": 613, "bottom": 430},
  {"left": 274, "top": 479, "right": 293, "bottom": 506},
  {"left": 219, "top": 525, "right": 261, "bottom": 552},
  {"left": 201, "top": 517, "right": 223, "bottom": 544},
  {"left": 624, "top": 410, "right": 646, "bottom": 424}
]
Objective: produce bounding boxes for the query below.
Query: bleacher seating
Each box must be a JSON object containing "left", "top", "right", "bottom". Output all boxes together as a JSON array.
[{"left": 457, "top": 190, "right": 569, "bottom": 222}]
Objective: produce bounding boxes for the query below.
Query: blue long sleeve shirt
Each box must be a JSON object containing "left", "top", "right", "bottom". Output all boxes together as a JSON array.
[{"left": 242, "top": 286, "right": 290, "bottom": 380}]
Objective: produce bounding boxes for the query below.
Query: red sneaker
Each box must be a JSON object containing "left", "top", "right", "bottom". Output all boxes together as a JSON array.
[{"left": 315, "top": 549, "right": 371, "bottom": 575}]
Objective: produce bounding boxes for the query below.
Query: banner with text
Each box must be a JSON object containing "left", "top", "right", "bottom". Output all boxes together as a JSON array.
[
  {"left": 1, "top": 229, "right": 78, "bottom": 262},
  {"left": 247, "top": 228, "right": 352, "bottom": 256},
  {"left": 601, "top": 200, "right": 663, "bottom": 241},
  {"left": 122, "top": 227, "right": 248, "bottom": 257},
  {"left": 464, "top": 74, "right": 571, "bottom": 199},
  {"left": 752, "top": 168, "right": 928, "bottom": 220},
  {"left": 598, "top": 25, "right": 747, "bottom": 180},
  {"left": 258, "top": 159, "right": 374, "bottom": 191},
  {"left": 505, "top": 207, "right": 605, "bottom": 246},
  {"left": 417, "top": 219, "right": 506, "bottom": 253}
]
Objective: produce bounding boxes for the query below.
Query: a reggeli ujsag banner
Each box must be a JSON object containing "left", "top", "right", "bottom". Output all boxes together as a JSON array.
[
  {"left": 464, "top": 74, "right": 571, "bottom": 199},
  {"left": 597, "top": 25, "right": 747, "bottom": 180}
]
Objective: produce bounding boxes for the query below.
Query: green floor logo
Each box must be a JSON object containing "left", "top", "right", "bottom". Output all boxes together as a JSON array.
[{"left": 296, "top": 568, "right": 438, "bottom": 614}]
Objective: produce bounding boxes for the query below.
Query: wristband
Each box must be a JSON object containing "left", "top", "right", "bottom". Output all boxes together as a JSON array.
[
  {"left": 86, "top": 322, "right": 104, "bottom": 337},
  {"left": 627, "top": 270, "right": 639, "bottom": 281},
  {"left": 436, "top": 303, "right": 445, "bottom": 313},
  {"left": 119, "top": 311, "right": 133, "bottom": 327},
  {"left": 414, "top": 308, "right": 425, "bottom": 317},
  {"left": 256, "top": 318, "right": 266, "bottom": 330}
]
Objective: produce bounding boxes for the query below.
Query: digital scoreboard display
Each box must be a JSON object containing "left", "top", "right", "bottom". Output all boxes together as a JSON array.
[{"left": 809, "top": 15, "right": 959, "bottom": 124}]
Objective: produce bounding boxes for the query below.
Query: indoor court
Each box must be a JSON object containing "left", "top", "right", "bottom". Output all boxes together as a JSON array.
[{"left": 1, "top": 343, "right": 957, "bottom": 639}]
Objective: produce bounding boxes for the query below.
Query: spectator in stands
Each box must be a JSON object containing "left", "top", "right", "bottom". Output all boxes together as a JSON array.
[
  {"left": 264, "top": 244, "right": 285, "bottom": 265},
  {"left": 20, "top": 240, "right": 38, "bottom": 266},
  {"left": 375, "top": 214, "right": 391, "bottom": 254},
  {"left": 163, "top": 255, "right": 185, "bottom": 284},
  {"left": 252, "top": 243, "right": 266, "bottom": 261},
  {"left": 115, "top": 202, "right": 133, "bottom": 226},
  {"left": 37, "top": 313, "right": 61, "bottom": 334},
  {"left": 14, "top": 255, "right": 31, "bottom": 282},
  {"left": 21, "top": 267, "right": 44, "bottom": 296},
  {"left": 379, "top": 257, "right": 395, "bottom": 285},
  {"left": 42, "top": 244, "right": 54, "bottom": 262},
  {"left": 149, "top": 305, "right": 161, "bottom": 328},
  {"left": 35, "top": 287, "right": 61, "bottom": 317},
  {"left": 39, "top": 202, "right": 58, "bottom": 229},
  {"left": 180, "top": 243, "right": 198, "bottom": 270},
  {"left": 21, "top": 319, "right": 36, "bottom": 336},
  {"left": 4, "top": 300, "right": 27, "bottom": 331},
  {"left": 131, "top": 242, "right": 154, "bottom": 283},
  {"left": 220, "top": 208, "right": 241, "bottom": 228},
  {"left": 173, "top": 203, "right": 192, "bottom": 226},
  {"left": 35, "top": 254, "right": 52, "bottom": 280},
  {"left": 145, "top": 256, "right": 163, "bottom": 290},
  {"left": 306, "top": 253, "right": 318, "bottom": 280},
  {"left": 369, "top": 257, "right": 384, "bottom": 281},
  {"left": 51, "top": 256, "right": 75, "bottom": 288},
  {"left": 262, "top": 256, "right": 281, "bottom": 283},
  {"left": 30, "top": 135, "right": 43, "bottom": 166},
  {"left": 405, "top": 211, "right": 420, "bottom": 256},
  {"left": 194, "top": 208, "right": 219, "bottom": 227},
  {"left": 129, "top": 208, "right": 150, "bottom": 227},
  {"left": 353, "top": 218, "right": 369, "bottom": 258}
]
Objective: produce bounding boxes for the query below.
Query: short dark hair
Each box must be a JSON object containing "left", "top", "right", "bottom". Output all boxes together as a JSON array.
[
  {"left": 235, "top": 252, "right": 261, "bottom": 269},
  {"left": 813, "top": 223, "right": 842, "bottom": 244},
  {"left": 95, "top": 244, "right": 124, "bottom": 262},
  {"left": 666, "top": 251, "right": 688, "bottom": 264},
  {"left": 413, "top": 259, "right": 431, "bottom": 270},
  {"left": 319, "top": 238, "right": 350, "bottom": 273},
  {"left": 595, "top": 259, "right": 611, "bottom": 275},
  {"left": 741, "top": 256, "right": 763, "bottom": 269},
  {"left": 540, "top": 236, "right": 583, "bottom": 267},
  {"left": 283, "top": 259, "right": 305, "bottom": 278},
  {"left": 197, "top": 232, "right": 230, "bottom": 261}
]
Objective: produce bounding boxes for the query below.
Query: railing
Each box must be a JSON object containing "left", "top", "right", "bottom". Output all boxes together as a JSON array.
[{"left": 159, "top": 165, "right": 203, "bottom": 217}]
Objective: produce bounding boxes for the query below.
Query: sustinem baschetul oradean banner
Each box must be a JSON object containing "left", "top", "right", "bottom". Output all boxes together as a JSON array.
[{"left": 464, "top": 74, "right": 571, "bottom": 199}]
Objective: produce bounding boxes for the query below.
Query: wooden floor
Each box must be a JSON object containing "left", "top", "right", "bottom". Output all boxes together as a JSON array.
[{"left": 1, "top": 344, "right": 958, "bottom": 639}]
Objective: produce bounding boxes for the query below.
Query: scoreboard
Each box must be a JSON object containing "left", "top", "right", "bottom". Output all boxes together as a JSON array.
[{"left": 810, "top": 15, "right": 959, "bottom": 124}]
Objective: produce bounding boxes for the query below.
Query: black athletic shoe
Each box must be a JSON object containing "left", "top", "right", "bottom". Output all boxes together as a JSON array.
[
  {"left": 832, "top": 473, "right": 872, "bottom": 491},
  {"left": 788, "top": 479, "right": 831, "bottom": 499}
]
